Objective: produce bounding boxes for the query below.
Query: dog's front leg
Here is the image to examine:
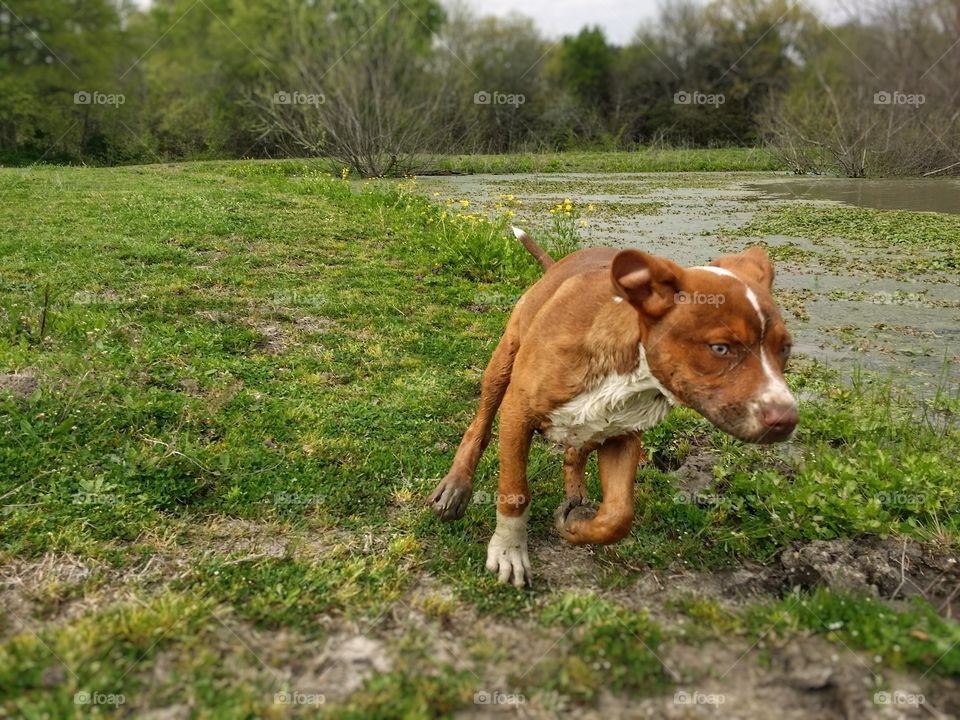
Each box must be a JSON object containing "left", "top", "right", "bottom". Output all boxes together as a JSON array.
[
  {"left": 485, "top": 394, "right": 533, "bottom": 587},
  {"left": 556, "top": 434, "right": 643, "bottom": 545}
]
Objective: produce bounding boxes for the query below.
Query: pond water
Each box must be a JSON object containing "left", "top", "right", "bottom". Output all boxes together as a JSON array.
[
  {"left": 416, "top": 172, "right": 960, "bottom": 396},
  {"left": 745, "top": 177, "right": 960, "bottom": 214}
]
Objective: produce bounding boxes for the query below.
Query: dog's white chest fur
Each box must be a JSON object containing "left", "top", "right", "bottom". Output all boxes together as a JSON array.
[{"left": 544, "top": 344, "right": 673, "bottom": 448}]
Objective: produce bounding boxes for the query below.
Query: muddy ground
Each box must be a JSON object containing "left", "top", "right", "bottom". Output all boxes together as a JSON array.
[
  {"left": 3, "top": 536, "right": 958, "bottom": 718},
  {"left": 4, "top": 449, "right": 960, "bottom": 718}
]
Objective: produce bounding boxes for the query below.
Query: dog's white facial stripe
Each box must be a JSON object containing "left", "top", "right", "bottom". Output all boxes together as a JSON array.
[
  {"left": 692, "top": 266, "right": 736, "bottom": 279},
  {"left": 690, "top": 266, "right": 794, "bottom": 407},
  {"left": 759, "top": 347, "right": 792, "bottom": 401},
  {"left": 743, "top": 285, "right": 764, "bottom": 327},
  {"left": 691, "top": 266, "right": 763, "bottom": 321},
  {"left": 691, "top": 265, "right": 767, "bottom": 334}
]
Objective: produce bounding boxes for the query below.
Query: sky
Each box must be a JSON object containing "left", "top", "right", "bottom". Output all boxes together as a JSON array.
[
  {"left": 454, "top": 0, "right": 843, "bottom": 46},
  {"left": 454, "top": 0, "right": 659, "bottom": 45},
  {"left": 124, "top": 0, "right": 848, "bottom": 48}
]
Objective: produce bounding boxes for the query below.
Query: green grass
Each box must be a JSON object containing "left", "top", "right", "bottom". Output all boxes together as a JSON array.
[
  {"left": 0, "top": 160, "right": 957, "bottom": 717},
  {"left": 529, "top": 593, "right": 670, "bottom": 699},
  {"left": 425, "top": 148, "right": 783, "bottom": 175},
  {"left": 748, "top": 590, "right": 960, "bottom": 675}
]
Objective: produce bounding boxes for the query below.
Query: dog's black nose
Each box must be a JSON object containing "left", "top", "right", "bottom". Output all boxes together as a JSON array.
[{"left": 761, "top": 402, "right": 798, "bottom": 435}]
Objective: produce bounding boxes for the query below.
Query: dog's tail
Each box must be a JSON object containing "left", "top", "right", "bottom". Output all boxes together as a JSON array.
[{"left": 511, "top": 226, "right": 554, "bottom": 270}]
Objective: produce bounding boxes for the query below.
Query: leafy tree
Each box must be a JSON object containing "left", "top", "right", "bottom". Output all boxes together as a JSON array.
[
  {"left": 439, "top": 10, "right": 548, "bottom": 152},
  {"left": 0, "top": 0, "right": 140, "bottom": 163}
]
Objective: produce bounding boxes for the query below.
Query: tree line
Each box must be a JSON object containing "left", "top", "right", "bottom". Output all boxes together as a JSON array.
[{"left": 1, "top": 0, "right": 957, "bottom": 175}]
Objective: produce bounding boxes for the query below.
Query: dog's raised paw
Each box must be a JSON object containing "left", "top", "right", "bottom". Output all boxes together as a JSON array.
[
  {"left": 427, "top": 476, "right": 472, "bottom": 521},
  {"left": 555, "top": 496, "right": 598, "bottom": 541}
]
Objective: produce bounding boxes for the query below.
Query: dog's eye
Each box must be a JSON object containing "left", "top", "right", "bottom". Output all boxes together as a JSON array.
[
  {"left": 709, "top": 343, "right": 730, "bottom": 356},
  {"left": 781, "top": 344, "right": 792, "bottom": 358}
]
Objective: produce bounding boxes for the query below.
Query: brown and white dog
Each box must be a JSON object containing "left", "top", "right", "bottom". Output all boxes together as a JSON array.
[{"left": 428, "top": 227, "right": 797, "bottom": 586}]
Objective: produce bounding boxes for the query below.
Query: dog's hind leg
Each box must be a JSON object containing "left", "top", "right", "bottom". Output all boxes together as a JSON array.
[
  {"left": 554, "top": 443, "right": 599, "bottom": 530},
  {"left": 428, "top": 329, "right": 518, "bottom": 521},
  {"left": 556, "top": 433, "right": 644, "bottom": 545}
]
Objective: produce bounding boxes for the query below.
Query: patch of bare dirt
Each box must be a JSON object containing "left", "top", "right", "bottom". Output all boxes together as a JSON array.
[
  {"left": 0, "top": 529, "right": 198, "bottom": 639},
  {"left": 535, "top": 514, "right": 960, "bottom": 622},
  {"left": 0, "top": 372, "right": 38, "bottom": 397},
  {"left": 252, "top": 322, "right": 288, "bottom": 354},
  {"left": 0, "top": 517, "right": 354, "bottom": 639},
  {"left": 0, "top": 553, "right": 100, "bottom": 636},
  {"left": 294, "top": 315, "right": 337, "bottom": 333},
  {"left": 250, "top": 315, "right": 337, "bottom": 354},
  {"left": 194, "top": 309, "right": 232, "bottom": 323},
  {"left": 143, "top": 614, "right": 392, "bottom": 709},
  {"left": 412, "top": 581, "right": 955, "bottom": 720},
  {"left": 532, "top": 534, "right": 785, "bottom": 630},
  {"left": 782, "top": 538, "right": 960, "bottom": 618},
  {"left": 627, "top": 635, "right": 946, "bottom": 720},
  {"left": 181, "top": 515, "right": 361, "bottom": 565}
]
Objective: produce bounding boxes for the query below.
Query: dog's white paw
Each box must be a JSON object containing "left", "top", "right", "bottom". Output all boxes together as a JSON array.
[{"left": 485, "top": 508, "right": 531, "bottom": 587}]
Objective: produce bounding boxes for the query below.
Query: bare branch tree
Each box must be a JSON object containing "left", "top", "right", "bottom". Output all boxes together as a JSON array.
[{"left": 249, "top": 1, "right": 454, "bottom": 176}]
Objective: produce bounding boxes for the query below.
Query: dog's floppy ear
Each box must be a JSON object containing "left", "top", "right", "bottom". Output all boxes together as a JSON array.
[
  {"left": 611, "top": 250, "right": 683, "bottom": 318},
  {"left": 710, "top": 246, "right": 774, "bottom": 288}
]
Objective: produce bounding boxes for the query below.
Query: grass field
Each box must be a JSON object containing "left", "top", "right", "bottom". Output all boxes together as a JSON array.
[
  {"left": 425, "top": 148, "right": 782, "bottom": 175},
  {"left": 1, "top": 159, "right": 958, "bottom": 718}
]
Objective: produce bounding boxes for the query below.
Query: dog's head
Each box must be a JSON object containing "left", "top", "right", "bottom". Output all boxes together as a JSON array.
[{"left": 612, "top": 247, "right": 797, "bottom": 444}]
